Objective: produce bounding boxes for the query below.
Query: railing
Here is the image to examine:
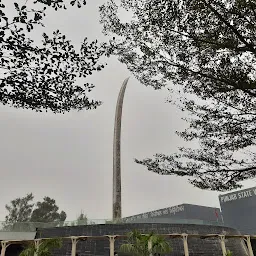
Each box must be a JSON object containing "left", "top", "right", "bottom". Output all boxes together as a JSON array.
[
  {"left": 0, "top": 233, "right": 255, "bottom": 256},
  {"left": 0, "top": 220, "right": 98, "bottom": 232},
  {"left": 0, "top": 218, "right": 226, "bottom": 232}
]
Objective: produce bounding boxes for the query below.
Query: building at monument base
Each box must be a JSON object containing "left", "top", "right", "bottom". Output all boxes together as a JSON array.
[
  {"left": 122, "top": 204, "right": 223, "bottom": 226},
  {"left": 36, "top": 223, "right": 247, "bottom": 256},
  {"left": 219, "top": 186, "right": 256, "bottom": 234}
]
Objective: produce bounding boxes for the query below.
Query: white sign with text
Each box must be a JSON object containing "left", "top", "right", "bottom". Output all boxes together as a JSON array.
[
  {"left": 123, "top": 205, "right": 185, "bottom": 222},
  {"left": 220, "top": 187, "right": 256, "bottom": 204}
]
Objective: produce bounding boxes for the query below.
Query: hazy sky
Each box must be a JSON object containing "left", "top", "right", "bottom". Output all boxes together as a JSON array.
[{"left": 0, "top": 0, "right": 254, "bottom": 222}]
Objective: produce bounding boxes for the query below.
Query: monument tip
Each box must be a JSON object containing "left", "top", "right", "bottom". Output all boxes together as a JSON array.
[{"left": 122, "top": 77, "right": 130, "bottom": 85}]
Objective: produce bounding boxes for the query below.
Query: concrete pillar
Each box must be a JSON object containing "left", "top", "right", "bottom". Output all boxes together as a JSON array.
[
  {"left": 1, "top": 241, "right": 9, "bottom": 256},
  {"left": 219, "top": 235, "right": 227, "bottom": 256},
  {"left": 148, "top": 237, "right": 153, "bottom": 256},
  {"left": 245, "top": 236, "right": 254, "bottom": 256},
  {"left": 71, "top": 237, "right": 79, "bottom": 256},
  {"left": 182, "top": 234, "right": 189, "bottom": 256},
  {"left": 34, "top": 239, "right": 42, "bottom": 256},
  {"left": 108, "top": 236, "right": 116, "bottom": 256}
]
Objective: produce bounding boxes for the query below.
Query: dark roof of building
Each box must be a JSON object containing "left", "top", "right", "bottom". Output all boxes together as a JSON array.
[{"left": 123, "top": 203, "right": 220, "bottom": 219}]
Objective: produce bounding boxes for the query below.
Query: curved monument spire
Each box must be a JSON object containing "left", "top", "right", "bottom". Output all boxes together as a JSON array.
[{"left": 113, "top": 77, "right": 129, "bottom": 220}]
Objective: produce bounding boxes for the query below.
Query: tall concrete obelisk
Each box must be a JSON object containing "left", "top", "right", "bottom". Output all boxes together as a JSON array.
[{"left": 113, "top": 77, "right": 129, "bottom": 220}]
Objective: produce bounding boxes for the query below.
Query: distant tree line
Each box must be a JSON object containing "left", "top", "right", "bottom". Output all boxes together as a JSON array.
[
  {"left": 3, "top": 193, "right": 67, "bottom": 231},
  {"left": 2, "top": 193, "right": 92, "bottom": 231}
]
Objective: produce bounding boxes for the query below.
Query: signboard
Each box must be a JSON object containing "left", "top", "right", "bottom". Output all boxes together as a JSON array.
[
  {"left": 219, "top": 186, "right": 256, "bottom": 204},
  {"left": 219, "top": 186, "right": 256, "bottom": 234},
  {"left": 123, "top": 205, "right": 185, "bottom": 223}
]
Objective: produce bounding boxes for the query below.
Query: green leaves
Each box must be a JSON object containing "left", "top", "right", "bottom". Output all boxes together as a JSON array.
[
  {"left": 70, "top": 0, "right": 86, "bottom": 8},
  {"left": 5, "top": 193, "right": 34, "bottom": 224},
  {"left": 30, "top": 196, "right": 67, "bottom": 223},
  {"left": 19, "top": 238, "right": 63, "bottom": 256},
  {"left": 14, "top": 2, "right": 19, "bottom": 11},
  {"left": 0, "top": 0, "right": 107, "bottom": 113},
  {"left": 119, "top": 230, "right": 172, "bottom": 256},
  {"left": 32, "top": 0, "right": 86, "bottom": 10},
  {"left": 100, "top": 0, "right": 256, "bottom": 191},
  {"left": 226, "top": 250, "right": 233, "bottom": 256},
  {"left": 76, "top": 212, "right": 88, "bottom": 225},
  {"left": 4, "top": 194, "right": 67, "bottom": 231}
]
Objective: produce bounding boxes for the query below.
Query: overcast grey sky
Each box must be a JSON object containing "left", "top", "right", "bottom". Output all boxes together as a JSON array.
[{"left": 0, "top": 0, "right": 255, "bottom": 222}]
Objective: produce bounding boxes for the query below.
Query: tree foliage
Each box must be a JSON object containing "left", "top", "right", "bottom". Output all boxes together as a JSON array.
[
  {"left": 5, "top": 193, "right": 34, "bottom": 223},
  {"left": 0, "top": 0, "right": 107, "bottom": 113},
  {"left": 119, "top": 230, "right": 172, "bottom": 256},
  {"left": 4, "top": 193, "right": 67, "bottom": 231},
  {"left": 19, "top": 238, "right": 62, "bottom": 256},
  {"left": 76, "top": 211, "right": 88, "bottom": 225},
  {"left": 100, "top": 0, "right": 256, "bottom": 191},
  {"left": 226, "top": 250, "right": 233, "bottom": 256},
  {"left": 30, "top": 196, "right": 66, "bottom": 222}
]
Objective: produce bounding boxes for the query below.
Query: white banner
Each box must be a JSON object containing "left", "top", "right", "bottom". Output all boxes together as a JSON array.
[
  {"left": 123, "top": 205, "right": 185, "bottom": 222},
  {"left": 219, "top": 187, "right": 256, "bottom": 204}
]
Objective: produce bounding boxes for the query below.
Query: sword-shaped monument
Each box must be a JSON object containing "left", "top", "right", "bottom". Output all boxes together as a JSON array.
[{"left": 113, "top": 77, "right": 129, "bottom": 220}]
